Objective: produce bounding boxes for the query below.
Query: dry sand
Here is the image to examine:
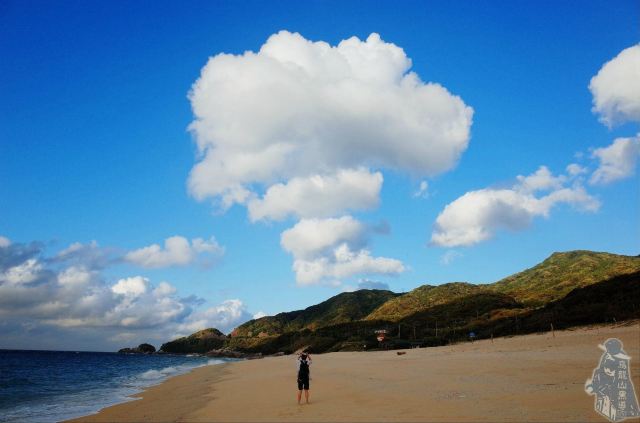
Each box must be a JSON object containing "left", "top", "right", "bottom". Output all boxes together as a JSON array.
[{"left": 69, "top": 322, "right": 640, "bottom": 422}]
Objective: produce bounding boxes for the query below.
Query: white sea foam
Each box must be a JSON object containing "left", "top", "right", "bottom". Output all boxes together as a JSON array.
[
  {"left": 2, "top": 355, "right": 229, "bottom": 423},
  {"left": 139, "top": 369, "right": 164, "bottom": 380},
  {"left": 139, "top": 365, "right": 193, "bottom": 381}
]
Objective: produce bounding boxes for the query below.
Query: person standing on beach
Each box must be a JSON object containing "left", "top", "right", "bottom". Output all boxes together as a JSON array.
[{"left": 296, "top": 352, "right": 312, "bottom": 404}]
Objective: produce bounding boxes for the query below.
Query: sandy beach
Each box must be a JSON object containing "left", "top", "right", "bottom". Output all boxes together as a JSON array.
[{"left": 69, "top": 322, "right": 640, "bottom": 422}]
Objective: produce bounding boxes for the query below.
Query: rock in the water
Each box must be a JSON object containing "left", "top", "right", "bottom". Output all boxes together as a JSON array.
[
  {"left": 118, "top": 343, "right": 157, "bottom": 354},
  {"left": 137, "top": 343, "right": 156, "bottom": 353},
  {"left": 160, "top": 328, "right": 227, "bottom": 354}
]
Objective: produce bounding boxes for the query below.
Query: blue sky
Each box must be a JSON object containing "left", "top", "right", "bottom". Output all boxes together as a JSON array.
[{"left": 1, "top": 1, "right": 638, "bottom": 350}]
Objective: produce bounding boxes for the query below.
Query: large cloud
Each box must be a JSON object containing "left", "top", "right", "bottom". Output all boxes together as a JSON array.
[
  {"left": 590, "top": 134, "right": 640, "bottom": 185},
  {"left": 187, "top": 31, "right": 472, "bottom": 285},
  {"left": 187, "top": 31, "right": 473, "bottom": 209},
  {"left": 431, "top": 166, "right": 600, "bottom": 247},
  {"left": 589, "top": 44, "right": 640, "bottom": 127},
  {"left": 281, "top": 216, "right": 404, "bottom": 285},
  {"left": 0, "top": 240, "right": 249, "bottom": 350},
  {"left": 125, "top": 235, "right": 224, "bottom": 269}
]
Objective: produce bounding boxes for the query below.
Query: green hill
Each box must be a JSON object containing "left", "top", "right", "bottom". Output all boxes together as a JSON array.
[
  {"left": 366, "top": 251, "right": 640, "bottom": 322},
  {"left": 490, "top": 251, "right": 640, "bottom": 307},
  {"left": 160, "top": 250, "right": 640, "bottom": 355},
  {"left": 159, "top": 328, "right": 227, "bottom": 354},
  {"left": 365, "top": 282, "right": 483, "bottom": 322},
  {"left": 231, "top": 289, "right": 399, "bottom": 338}
]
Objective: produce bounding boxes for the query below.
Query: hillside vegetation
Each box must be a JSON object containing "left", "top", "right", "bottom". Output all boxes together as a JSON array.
[
  {"left": 159, "top": 251, "right": 640, "bottom": 355},
  {"left": 365, "top": 282, "right": 483, "bottom": 322},
  {"left": 231, "top": 289, "right": 399, "bottom": 337},
  {"left": 490, "top": 250, "right": 640, "bottom": 306},
  {"left": 160, "top": 328, "right": 226, "bottom": 354}
]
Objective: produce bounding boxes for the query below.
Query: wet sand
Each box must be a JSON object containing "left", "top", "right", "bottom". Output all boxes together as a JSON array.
[{"left": 69, "top": 322, "right": 640, "bottom": 422}]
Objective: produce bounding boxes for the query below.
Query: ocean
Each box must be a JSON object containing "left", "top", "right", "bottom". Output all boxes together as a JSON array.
[{"left": 0, "top": 349, "right": 228, "bottom": 422}]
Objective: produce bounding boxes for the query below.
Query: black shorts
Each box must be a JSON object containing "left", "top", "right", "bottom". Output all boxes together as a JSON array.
[{"left": 297, "top": 377, "right": 309, "bottom": 390}]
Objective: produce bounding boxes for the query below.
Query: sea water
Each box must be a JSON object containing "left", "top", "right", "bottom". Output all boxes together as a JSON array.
[{"left": 0, "top": 350, "right": 228, "bottom": 422}]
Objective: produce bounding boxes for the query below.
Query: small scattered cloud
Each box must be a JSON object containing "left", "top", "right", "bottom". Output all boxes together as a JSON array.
[
  {"left": 440, "top": 250, "right": 462, "bottom": 265},
  {"left": 252, "top": 311, "right": 268, "bottom": 319},
  {"left": 589, "top": 134, "right": 640, "bottom": 185},
  {"left": 589, "top": 44, "right": 640, "bottom": 127},
  {"left": 413, "top": 180, "right": 429, "bottom": 198},
  {"left": 566, "top": 163, "right": 588, "bottom": 177},
  {"left": 515, "top": 166, "right": 566, "bottom": 193},
  {"left": 124, "top": 236, "right": 224, "bottom": 269}
]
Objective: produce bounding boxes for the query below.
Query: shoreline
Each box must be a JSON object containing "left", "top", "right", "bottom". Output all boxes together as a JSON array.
[
  {"left": 69, "top": 322, "right": 640, "bottom": 422},
  {"left": 66, "top": 360, "right": 230, "bottom": 422}
]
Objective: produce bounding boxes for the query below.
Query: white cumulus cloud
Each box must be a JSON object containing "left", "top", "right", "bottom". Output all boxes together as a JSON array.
[
  {"left": 125, "top": 235, "right": 224, "bottom": 269},
  {"left": 590, "top": 134, "right": 640, "bottom": 185},
  {"left": 281, "top": 216, "right": 404, "bottom": 285},
  {"left": 187, "top": 31, "right": 473, "bottom": 211},
  {"left": 111, "top": 276, "right": 149, "bottom": 297},
  {"left": 281, "top": 216, "right": 367, "bottom": 259},
  {"left": 186, "top": 31, "right": 473, "bottom": 286},
  {"left": 515, "top": 166, "right": 566, "bottom": 193},
  {"left": 431, "top": 166, "right": 600, "bottom": 247},
  {"left": 589, "top": 44, "right": 640, "bottom": 127},
  {"left": 247, "top": 168, "right": 382, "bottom": 221}
]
